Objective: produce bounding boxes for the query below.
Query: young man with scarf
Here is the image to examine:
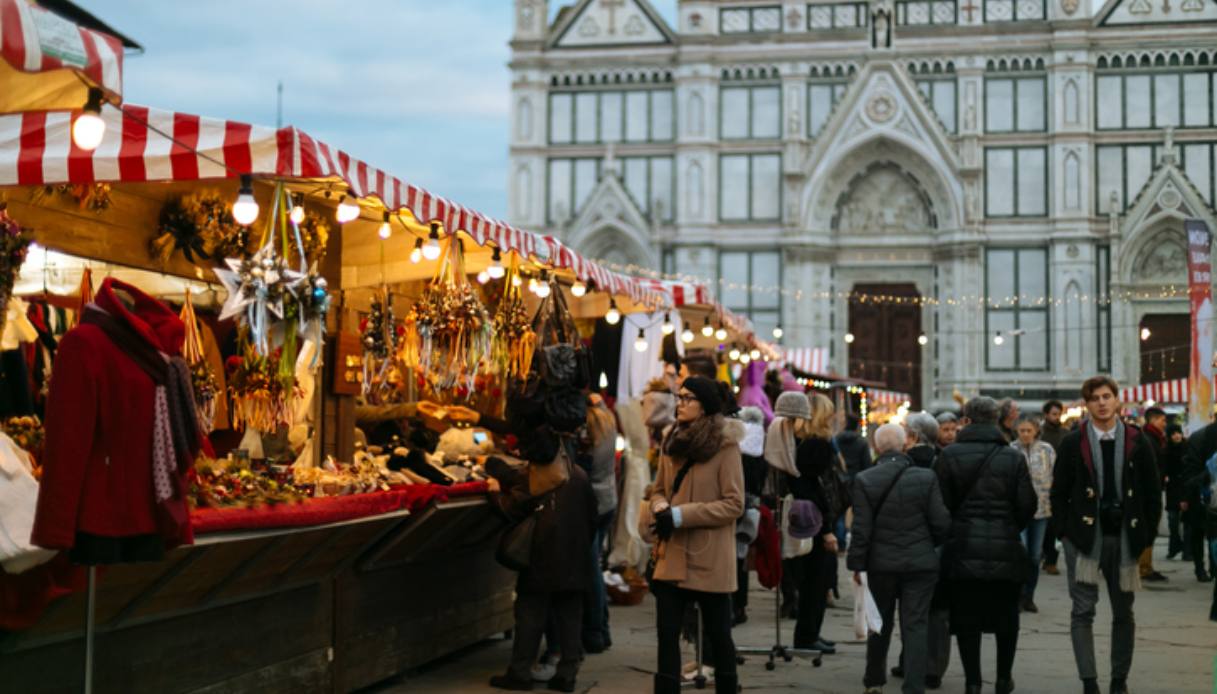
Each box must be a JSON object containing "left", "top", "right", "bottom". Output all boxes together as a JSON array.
[
  {"left": 1137, "top": 407, "right": 1169, "bottom": 582},
  {"left": 1051, "top": 376, "right": 1161, "bottom": 694}
]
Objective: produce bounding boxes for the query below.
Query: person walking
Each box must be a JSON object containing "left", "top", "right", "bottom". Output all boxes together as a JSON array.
[
  {"left": 1163, "top": 424, "right": 1187, "bottom": 561},
  {"left": 1181, "top": 425, "right": 1213, "bottom": 582},
  {"left": 850, "top": 423, "right": 951, "bottom": 694},
  {"left": 937, "top": 397, "right": 1037, "bottom": 694},
  {"left": 1040, "top": 400, "right": 1067, "bottom": 574},
  {"left": 837, "top": 413, "right": 873, "bottom": 481},
  {"left": 1010, "top": 414, "right": 1056, "bottom": 613},
  {"left": 1137, "top": 408, "right": 1169, "bottom": 583},
  {"left": 1051, "top": 376, "right": 1162, "bottom": 694},
  {"left": 935, "top": 412, "right": 959, "bottom": 449},
  {"left": 641, "top": 376, "right": 744, "bottom": 694},
  {"left": 906, "top": 412, "right": 940, "bottom": 470},
  {"left": 1182, "top": 420, "right": 1217, "bottom": 620}
]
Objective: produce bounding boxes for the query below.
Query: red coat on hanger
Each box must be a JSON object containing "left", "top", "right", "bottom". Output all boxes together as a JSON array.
[{"left": 31, "top": 279, "right": 193, "bottom": 552}]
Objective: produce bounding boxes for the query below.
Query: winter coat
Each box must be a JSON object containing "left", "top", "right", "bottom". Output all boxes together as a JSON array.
[
  {"left": 585, "top": 399, "right": 619, "bottom": 516},
  {"left": 1181, "top": 423, "right": 1217, "bottom": 538},
  {"left": 1040, "top": 421, "right": 1068, "bottom": 453},
  {"left": 640, "top": 418, "right": 746, "bottom": 594},
  {"left": 493, "top": 455, "right": 598, "bottom": 594},
  {"left": 1011, "top": 439, "right": 1056, "bottom": 519},
  {"left": 847, "top": 452, "right": 950, "bottom": 574},
  {"left": 936, "top": 424, "right": 1037, "bottom": 582},
  {"left": 835, "top": 430, "right": 872, "bottom": 480},
  {"left": 32, "top": 280, "right": 193, "bottom": 552},
  {"left": 1049, "top": 422, "right": 1162, "bottom": 558},
  {"left": 907, "top": 444, "right": 938, "bottom": 470},
  {"left": 1164, "top": 439, "right": 1188, "bottom": 509}
]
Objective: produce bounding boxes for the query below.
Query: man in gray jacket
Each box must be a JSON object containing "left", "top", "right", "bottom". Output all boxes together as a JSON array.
[{"left": 849, "top": 423, "right": 952, "bottom": 694}]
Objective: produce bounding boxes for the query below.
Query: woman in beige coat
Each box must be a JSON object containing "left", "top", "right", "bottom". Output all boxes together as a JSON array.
[{"left": 640, "top": 376, "right": 745, "bottom": 694}]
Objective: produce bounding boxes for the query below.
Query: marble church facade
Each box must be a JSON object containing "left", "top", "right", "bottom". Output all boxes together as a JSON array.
[{"left": 507, "top": 0, "right": 1217, "bottom": 409}]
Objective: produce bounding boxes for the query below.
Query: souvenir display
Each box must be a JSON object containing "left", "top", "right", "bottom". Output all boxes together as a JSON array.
[
  {"left": 150, "top": 190, "right": 243, "bottom": 264},
  {"left": 189, "top": 456, "right": 309, "bottom": 509},
  {"left": 0, "top": 207, "right": 33, "bottom": 336},
  {"left": 490, "top": 258, "right": 536, "bottom": 382},
  {"left": 29, "top": 183, "right": 112, "bottom": 214},
  {"left": 179, "top": 291, "right": 219, "bottom": 434},
  {"left": 226, "top": 345, "right": 300, "bottom": 433}
]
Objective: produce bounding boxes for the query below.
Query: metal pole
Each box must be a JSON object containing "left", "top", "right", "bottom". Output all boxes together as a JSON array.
[{"left": 84, "top": 566, "right": 96, "bottom": 694}]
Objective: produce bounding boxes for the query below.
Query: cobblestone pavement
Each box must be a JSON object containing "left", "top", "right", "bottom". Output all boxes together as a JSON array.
[{"left": 372, "top": 539, "right": 1217, "bottom": 694}]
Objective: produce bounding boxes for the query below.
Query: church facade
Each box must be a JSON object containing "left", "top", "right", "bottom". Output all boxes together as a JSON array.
[{"left": 507, "top": 0, "right": 1217, "bottom": 409}]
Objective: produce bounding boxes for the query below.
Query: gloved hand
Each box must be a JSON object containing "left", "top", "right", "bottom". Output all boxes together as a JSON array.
[{"left": 654, "top": 507, "right": 676, "bottom": 541}]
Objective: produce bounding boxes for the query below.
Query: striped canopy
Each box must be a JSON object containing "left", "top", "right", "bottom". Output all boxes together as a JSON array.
[{"left": 1121, "top": 378, "right": 1189, "bottom": 405}]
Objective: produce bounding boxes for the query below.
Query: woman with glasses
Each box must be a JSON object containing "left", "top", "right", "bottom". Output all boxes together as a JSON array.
[{"left": 641, "top": 376, "right": 745, "bottom": 694}]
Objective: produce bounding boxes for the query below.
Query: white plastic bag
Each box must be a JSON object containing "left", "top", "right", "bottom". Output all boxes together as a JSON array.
[
  {"left": 0, "top": 433, "right": 55, "bottom": 574},
  {"left": 852, "top": 572, "right": 884, "bottom": 639},
  {"left": 779, "top": 494, "right": 814, "bottom": 559}
]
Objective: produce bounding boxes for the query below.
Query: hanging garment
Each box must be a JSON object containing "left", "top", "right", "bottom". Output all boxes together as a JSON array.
[
  {"left": 0, "top": 432, "right": 55, "bottom": 574},
  {"left": 616, "top": 310, "right": 675, "bottom": 402}
]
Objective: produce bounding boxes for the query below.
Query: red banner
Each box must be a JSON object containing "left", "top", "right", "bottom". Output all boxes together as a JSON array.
[{"left": 1186, "top": 219, "right": 1213, "bottom": 433}]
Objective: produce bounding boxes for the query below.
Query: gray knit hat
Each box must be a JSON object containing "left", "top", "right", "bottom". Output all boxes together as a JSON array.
[{"left": 774, "top": 391, "right": 811, "bottom": 420}]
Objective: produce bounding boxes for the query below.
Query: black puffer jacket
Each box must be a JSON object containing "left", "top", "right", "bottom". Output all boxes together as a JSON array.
[
  {"left": 936, "top": 424, "right": 1037, "bottom": 582},
  {"left": 847, "top": 452, "right": 951, "bottom": 574},
  {"left": 836, "top": 430, "right": 872, "bottom": 480}
]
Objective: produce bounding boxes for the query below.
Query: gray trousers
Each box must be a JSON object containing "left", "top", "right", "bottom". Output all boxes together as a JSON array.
[
  {"left": 865, "top": 571, "right": 938, "bottom": 694},
  {"left": 1064, "top": 536, "right": 1136, "bottom": 681}
]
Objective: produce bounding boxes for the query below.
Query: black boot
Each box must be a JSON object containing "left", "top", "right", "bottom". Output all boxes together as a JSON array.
[
  {"left": 1109, "top": 678, "right": 1129, "bottom": 694},
  {"left": 965, "top": 684, "right": 982, "bottom": 694},
  {"left": 653, "top": 673, "right": 682, "bottom": 694},
  {"left": 1083, "top": 678, "right": 1102, "bottom": 694},
  {"left": 996, "top": 678, "right": 1016, "bottom": 694},
  {"left": 714, "top": 672, "right": 740, "bottom": 694}
]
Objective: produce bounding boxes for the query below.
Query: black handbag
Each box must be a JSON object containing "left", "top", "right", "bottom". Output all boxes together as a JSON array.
[{"left": 496, "top": 497, "right": 548, "bottom": 572}]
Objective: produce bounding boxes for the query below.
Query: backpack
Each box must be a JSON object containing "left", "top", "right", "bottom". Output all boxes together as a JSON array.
[{"left": 1204, "top": 452, "right": 1217, "bottom": 511}]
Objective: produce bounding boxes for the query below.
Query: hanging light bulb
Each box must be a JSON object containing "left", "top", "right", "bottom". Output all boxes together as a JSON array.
[
  {"left": 477, "top": 270, "right": 490, "bottom": 284},
  {"left": 729, "top": 348, "right": 741, "bottom": 361},
  {"left": 290, "top": 194, "right": 306, "bottom": 225},
  {"left": 512, "top": 274, "right": 523, "bottom": 288},
  {"left": 232, "top": 174, "right": 259, "bottom": 226},
  {"left": 336, "top": 193, "right": 360, "bottom": 223},
  {"left": 528, "top": 276, "right": 538, "bottom": 293},
  {"left": 71, "top": 88, "right": 106, "bottom": 151},
  {"left": 844, "top": 332, "right": 855, "bottom": 344},
  {"left": 918, "top": 333, "right": 928, "bottom": 346},
  {"left": 409, "top": 238, "right": 423, "bottom": 264},
  {"left": 681, "top": 322, "right": 694, "bottom": 344},
  {"left": 1140, "top": 327, "right": 1151, "bottom": 341},
  {"left": 701, "top": 316, "right": 714, "bottom": 338},
  {"left": 740, "top": 352, "right": 752, "bottom": 365},
  {"left": 750, "top": 349, "right": 761, "bottom": 361},
  {"left": 598, "top": 372, "right": 609, "bottom": 390},
  {"left": 422, "top": 222, "right": 442, "bottom": 260},
  {"left": 605, "top": 299, "right": 621, "bottom": 325},
  {"left": 661, "top": 313, "right": 675, "bottom": 335},
  {"left": 487, "top": 247, "right": 506, "bottom": 279},
  {"left": 993, "top": 332, "right": 1005, "bottom": 346},
  {"left": 535, "top": 270, "right": 551, "bottom": 299},
  {"left": 634, "top": 328, "right": 649, "bottom": 353},
  {"left": 571, "top": 279, "right": 587, "bottom": 297},
  {"left": 378, "top": 211, "right": 392, "bottom": 240},
  {"left": 773, "top": 325, "right": 784, "bottom": 340},
  {"left": 715, "top": 322, "right": 728, "bottom": 341}
]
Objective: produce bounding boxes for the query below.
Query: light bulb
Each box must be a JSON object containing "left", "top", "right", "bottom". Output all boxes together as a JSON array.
[
  {"left": 1140, "top": 327, "right": 1151, "bottom": 341},
  {"left": 422, "top": 223, "right": 442, "bottom": 260},
  {"left": 728, "top": 348, "right": 741, "bottom": 361},
  {"left": 232, "top": 175, "right": 259, "bottom": 226},
  {"left": 715, "top": 324, "right": 728, "bottom": 341},
  {"left": 511, "top": 274, "right": 523, "bottom": 288},
  {"left": 773, "top": 325, "right": 784, "bottom": 340},
  {"left": 535, "top": 272, "right": 551, "bottom": 298},
  {"left": 661, "top": 313, "right": 675, "bottom": 335},
  {"left": 918, "top": 333, "right": 928, "bottom": 346},
  {"left": 410, "top": 239, "right": 423, "bottom": 264},
  {"left": 290, "top": 202, "right": 306, "bottom": 225},
  {"left": 993, "top": 332, "right": 1005, "bottom": 346},
  {"left": 605, "top": 299, "right": 621, "bottom": 325},
  {"left": 71, "top": 88, "right": 106, "bottom": 151},
  {"left": 571, "top": 280, "right": 587, "bottom": 297},
  {"left": 528, "top": 277, "right": 538, "bottom": 293},
  {"left": 844, "top": 332, "right": 855, "bottom": 344},
  {"left": 477, "top": 270, "right": 490, "bottom": 284},
  {"left": 599, "top": 372, "right": 609, "bottom": 389},
  {"left": 701, "top": 317, "right": 714, "bottom": 337},
  {"left": 740, "top": 352, "right": 752, "bottom": 364},
  {"left": 336, "top": 193, "right": 360, "bottom": 223},
  {"left": 681, "top": 322, "right": 694, "bottom": 344},
  {"left": 378, "top": 212, "right": 392, "bottom": 240},
  {"left": 487, "top": 248, "right": 505, "bottom": 279},
  {"left": 749, "top": 349, "right": 761, "bottom": 361},
  {"left": 634, "top": 329, "right": 648, "bottom": 353}
]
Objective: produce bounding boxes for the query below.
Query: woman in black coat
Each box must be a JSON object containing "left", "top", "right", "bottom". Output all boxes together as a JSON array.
[{"left": 936, "top": 399, "right": 1037, "bottom": 694}]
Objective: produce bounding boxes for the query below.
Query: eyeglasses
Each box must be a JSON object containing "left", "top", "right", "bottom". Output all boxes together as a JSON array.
[{"left": 677, "top": 393, "right": 698, "bottom": 404}]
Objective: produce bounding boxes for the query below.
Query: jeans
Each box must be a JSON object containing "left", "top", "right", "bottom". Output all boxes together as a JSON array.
[
  {"left": 1063, "top": 536, "right": 1135, "bottom": 681},
  {"left": 582, "top": 511, "right": 614, "bottom": 650},
  {"left": 653, "top": 580, "right": 737, "bottom": 687},
  {"left": 834, "top": 515, "right": 847, "bottom": 550},
  {"left": 508, "top": 591, "right": 583, "bottom": 682},
  {"left": 1022, "top": 518, "right": 1049, "bottom": 599},
  {"left": 865, "top": 571, "right": 938, "bottom": 694}
]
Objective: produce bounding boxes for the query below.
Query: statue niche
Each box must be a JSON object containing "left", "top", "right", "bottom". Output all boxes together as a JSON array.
[
  {"left": 1133, "top": 234, "right": 1187, "bottom": 285},
  {"left": 832, "top": 163, "right": 937, "bottom": 234}
]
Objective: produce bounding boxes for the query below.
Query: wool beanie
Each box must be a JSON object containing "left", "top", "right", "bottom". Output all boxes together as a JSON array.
[
  {"left": 774, "top": 391, "right": 811, "bottom": 420},
  {"left": 682, "top": 376, "right": 723, "bottom": 415}
]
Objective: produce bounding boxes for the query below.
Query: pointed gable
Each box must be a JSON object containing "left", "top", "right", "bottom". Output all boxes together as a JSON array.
[
  {"left": 565, "top": 169, "right": 658, "bottom": 267},
  {"left": 550, "top": 0, "right": 675, "bottom": 48},
  {"left": 1097, "top": 0, "right": 1217, "bottom": 25},
  {"left": 1121, "top": 154, "right": 1217, "bottom": 239}
]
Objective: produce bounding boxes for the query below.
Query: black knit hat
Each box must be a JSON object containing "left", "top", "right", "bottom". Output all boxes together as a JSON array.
[{"left": 681, "top": 376, "right": 723, "bottom": 415}]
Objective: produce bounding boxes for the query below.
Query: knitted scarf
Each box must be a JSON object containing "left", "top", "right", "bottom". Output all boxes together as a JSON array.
[
  {"left": 664, "top": 415, "right": 725, "bottom": 464},
  {"left": 764, "top": 416, "right": 799, "bottom": 478},
  {"left": 1078, "top": 420, "right": 1141, "bottom": 592},
  {"left": 81, "top": 305, "right": 200, "bottom": 503}
]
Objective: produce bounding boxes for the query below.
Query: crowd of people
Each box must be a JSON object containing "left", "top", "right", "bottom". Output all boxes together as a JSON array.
[{"left": 482, "top": 358, "right": 1217, "bottom": 694}]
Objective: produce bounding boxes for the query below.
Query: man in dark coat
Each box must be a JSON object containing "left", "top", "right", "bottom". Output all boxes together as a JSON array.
[
  {"left": 1181, "top": 421, "right": 1217, "bottom": 620},
  {"left": 1039, "top": 400, "right": 1067, "bottom": 574},
  {"left": 836, "top": 413, "right": 872, "bottom": 481},
  {"left": 1051, "top": 376, "right": 1161, "bottom": 694},
  {"left": 849, "top": 424, "right": 951, "bottom": 694},
  {"left": 936, "top": 397, "right": 1036, "bottom": 694},
  {"left": 1163, "top": 424, "right": 1188, "bottom": 561}
]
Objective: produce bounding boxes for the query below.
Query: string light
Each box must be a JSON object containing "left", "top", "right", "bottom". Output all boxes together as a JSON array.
[
  {"left": 290, "top": 194, "right": 306, "bottom": 224},
  {"left": 571, "top": 280, "right": 587, "bottom": 297},
  {"left": 740, "top": 352, "right": 752, "bottom": 364},
  {"left": 661, "top": 313, "right": 675, "bottom": 335},
  {"left": 729, "top": 348, "right": 741, "bottom": 361},
  {"left": 378, "top": 211, "right": 392, "bottom": 240},
  {"left": 535, "top": 270, "right": 551, "bottom": 299},
  {"left": 749, "top": 349, "right": 761, "bottom": 361},
  {"left": 993, "top": 332, "right": 1005, "bottom": 346},
  {"left": 512, "top": 274, "right": 523, "bottom": 288},
  {"left": 773, "top": 325, "right": 784, "bottom": 340},
  {"left": 336, "top": 193, "right": 360, "bottom": 223},
  {"left": 701, "top": 316, "right": 714, "bottom": 338},
  {"left": 528, "top": 277, "right": 538, "bottom": 293},
  {"left": 918, "top": 333, "right": 928, "bottom": 346},
  {"left": 487, "top": 247, "right": 506, "bottom": 279},
  {"left": 634, "top": 328, "right": 649, "bottom": 353},
  {"left": 410, "top": 239, "right": 423, "bottom": 264},
  {"left": 422, "top": 222, "right": 442, "bottom": 261},
  {"left": 599, "top": 372, "right": 609, "bottom": 389},
  {"left": 1140, "top": 327, "right": 1151, "bottom": 341},
  {"left": 715, "top": 322, "right": 728, "bottom": 341},
  {"left": 844, "top": 332, "right": 855, "bottom": 344},
  {"left": 681, "top": 321, "right": 694, "bottom": 344},
  {"left": 71, "top": 88, "right": 106, "bottom": 151},
  {"left": 231, "top": 175, "right": 259, "bottom": 226},
  {"left": 605, "top": 299, "right": 621, "bottom": 325},
  {"left": 476, "top": 270, "right": 490, "bottom": 284}
]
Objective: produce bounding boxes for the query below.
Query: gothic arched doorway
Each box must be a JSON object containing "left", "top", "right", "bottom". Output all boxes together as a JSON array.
[{"left": 849, "top": 283, "right": 922, "bottom": 409}]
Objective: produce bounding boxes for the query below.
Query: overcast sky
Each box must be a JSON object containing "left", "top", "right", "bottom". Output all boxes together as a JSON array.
[{"left": 83, "top": 1, "right": 679, "bottom": 221}]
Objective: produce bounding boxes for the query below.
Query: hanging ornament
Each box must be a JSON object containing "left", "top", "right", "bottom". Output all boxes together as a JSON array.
[
  {"left": 179, "top": 289, "right": 218, "bottom": 434},
  {"left": 491, "top": 256, "right": 537, "bottom": 382},
  {"left": 214, "top": 243, "right": 307, "bottom": 357}
]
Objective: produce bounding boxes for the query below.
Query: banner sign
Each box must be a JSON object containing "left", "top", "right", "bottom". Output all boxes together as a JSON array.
[{"left": 1186, "top": 219, "right": 1213, "bottom": 433}]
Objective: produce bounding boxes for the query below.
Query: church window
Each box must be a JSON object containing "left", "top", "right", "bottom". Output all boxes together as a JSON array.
[
  {"left": 984, "top": 74, "right": 1046, "bottom": 133},
  {"left": 985, "top": 248, "right": 1050, "bottom": 372},
  {"left": 719, "top": 251, "right": 783, "bottom": 338},
  {"left": 720, "top": 6, "right": 783, "bottom": 34},
  {"left": 894, "top": 0, "right": 957, "bottom": 25},
  {"left": 622, "top": 156, "right": 676, "bottom": 222},
  {"left": 547, "top": 157, "right": 601, "bottom": 224},
  {"left": 1096, "top": 246, "right": 1111, "bottom": 373},
  {"left": 1094, "top": 143, "right": 1164, "bottom": 213},
  {"left": 807, "top": 2, "right": 870, "bottom": 29},
  {"left": 1096, "top": 67, "right": 1216, "bottom": 130},
  {"left": 984, "top": 0, "right": 1045, "bottom": 21},
  {"left": 548, "top": 89, "right": 675, "bottom": 144},
  {"left": 720, "top": 85, "right": 781, "bottom": 140},
  {"left": 917, "top": 77, "right": 957, "bottom": 132},
  {"left": 985, "top": 147, "right": 1047, "bottom": 217},
  {"left": 1183, "top": 143, "right": 1216, "bottom": 207},
  {"left": 719, "top": 153, "right": 782, "bottom": 221},
  {"left": 807, "top": 79, "right": 848, "bottom": 137}
]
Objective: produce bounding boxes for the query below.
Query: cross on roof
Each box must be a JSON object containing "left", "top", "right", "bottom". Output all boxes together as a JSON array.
[
  {"left": 602, "top": 0, "right": 625, "bottom": 34},
  {"left": 961, "top": 0, "right": 979, "bottom": 21}
]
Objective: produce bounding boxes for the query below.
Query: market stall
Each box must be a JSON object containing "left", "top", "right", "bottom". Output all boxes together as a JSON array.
[{"left": 0, "top": 100, "right": 678, "bottom": 692}]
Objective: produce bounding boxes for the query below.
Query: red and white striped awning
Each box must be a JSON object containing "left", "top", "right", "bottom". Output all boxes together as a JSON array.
[
  {"left": 0, "top": 0, "right": 124, "bottom": 113},
  {"left": 641, "top": 279, "right": 712, "bottom": 307},
  {"left": 868, "top": 389, "right": 912, "bottom": 406},
  {"left": 784, "top": 347, "right": 830, "bottom": 375},
  {"left": 0, "top": 102, "right": 667, "bottom": 306},
  {"left": 1121, "top": 378, "right": 1189, "bottom": 405}
]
